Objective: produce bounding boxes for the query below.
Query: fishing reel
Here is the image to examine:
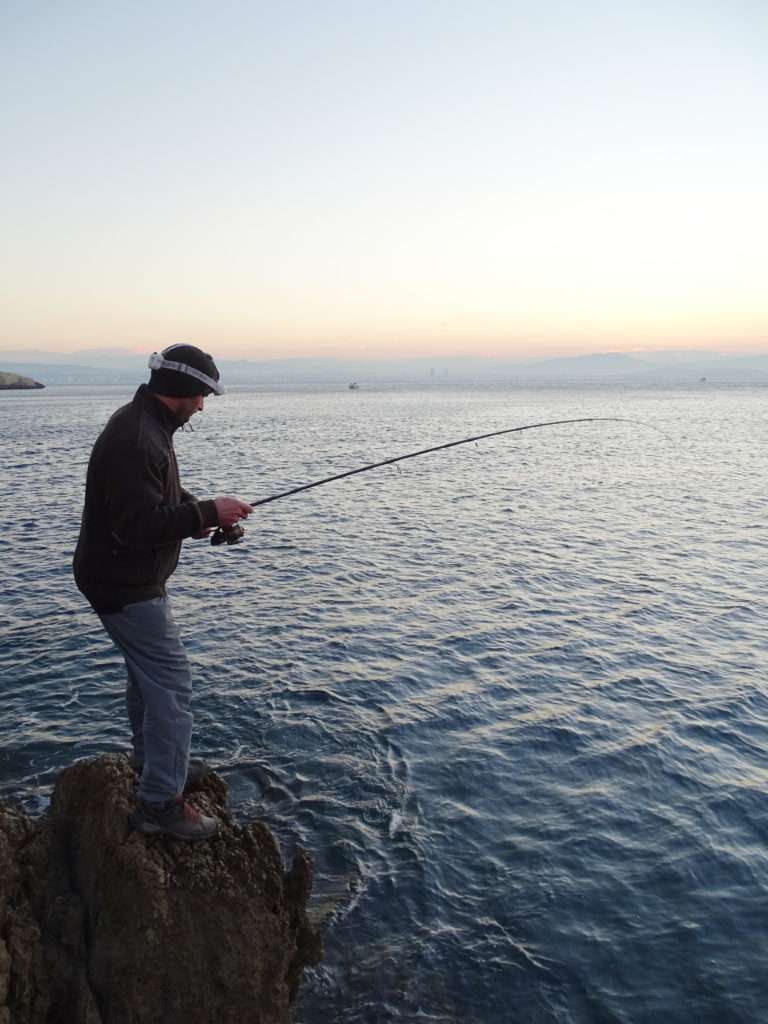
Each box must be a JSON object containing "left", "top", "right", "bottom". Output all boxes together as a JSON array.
[{"left": 210, "top": 523, "right": 246, "bottom": 546}]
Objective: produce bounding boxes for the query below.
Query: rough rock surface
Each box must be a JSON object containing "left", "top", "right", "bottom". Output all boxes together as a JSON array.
[{"left": 0, "top": 755, "right": 321, "bottom": 1023}]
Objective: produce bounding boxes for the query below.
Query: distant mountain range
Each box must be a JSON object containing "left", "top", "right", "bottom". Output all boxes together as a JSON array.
[{"left": 1, "top": 347, "right": 767, "bottom": 387}]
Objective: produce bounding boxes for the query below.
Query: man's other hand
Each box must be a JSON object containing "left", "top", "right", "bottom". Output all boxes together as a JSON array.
[{"left": 214, "top": 497, "right": 253, "bottom": 528}]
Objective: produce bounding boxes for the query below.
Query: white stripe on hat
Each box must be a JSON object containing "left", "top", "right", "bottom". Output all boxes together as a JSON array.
[{"left": 148, "top": 351, "right": 225, "bottom": 395}]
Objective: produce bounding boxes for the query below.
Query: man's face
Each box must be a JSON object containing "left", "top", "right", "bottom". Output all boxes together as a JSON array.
[{"left": 177, "top": 393, "right": 205, "bottom": 423}]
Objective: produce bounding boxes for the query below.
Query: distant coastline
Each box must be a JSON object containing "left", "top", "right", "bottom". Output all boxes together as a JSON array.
[
  {"left": 2, "top": 348, "right": 768, "bottom": 388},
  {"left": 0, "top": 370, "right": 45, "bottom": 390}
]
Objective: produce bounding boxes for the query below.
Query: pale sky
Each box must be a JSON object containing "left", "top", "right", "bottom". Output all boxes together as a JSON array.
[{"left": 1, "top": 1, "right": 766, "bottom": 360}]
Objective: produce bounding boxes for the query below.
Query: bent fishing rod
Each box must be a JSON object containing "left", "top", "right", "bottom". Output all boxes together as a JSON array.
[{"left": 211, "top": 416, "right": 671, "bottom": 545}]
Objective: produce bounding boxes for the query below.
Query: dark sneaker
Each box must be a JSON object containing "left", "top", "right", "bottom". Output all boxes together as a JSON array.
[
  {"left": 129, "top": 797, "right": 219, "bottom": 841},
  {"left": 129, "top": 756, "right": 213, "bottom": 782}
]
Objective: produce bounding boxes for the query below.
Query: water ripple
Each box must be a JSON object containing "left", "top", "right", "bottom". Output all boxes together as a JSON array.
[{"left": 1, "top": 384, "right": 767, "bottom": 1022}]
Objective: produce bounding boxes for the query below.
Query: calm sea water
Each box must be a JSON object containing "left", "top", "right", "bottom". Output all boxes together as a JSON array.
[{"left": 1, "top": 382, "right": 767, "bottom": 1023}]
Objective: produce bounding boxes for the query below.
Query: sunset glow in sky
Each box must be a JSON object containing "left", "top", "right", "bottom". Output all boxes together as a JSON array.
[{"left": 2, "top": 1, "right": 766, "bottom": 360}]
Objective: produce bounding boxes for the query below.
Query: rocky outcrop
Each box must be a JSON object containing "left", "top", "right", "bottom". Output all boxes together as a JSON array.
[
  {"left": 0, "top": 756, "right": 321, "bottom": 1023},
  {"left": 0, "top": 372, "right": 44, "bottom": 390}
]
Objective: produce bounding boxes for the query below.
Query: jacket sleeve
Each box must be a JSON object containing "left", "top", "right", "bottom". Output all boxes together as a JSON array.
[{"left": 104, "top": 443, "right": 218, "bottom": 547}]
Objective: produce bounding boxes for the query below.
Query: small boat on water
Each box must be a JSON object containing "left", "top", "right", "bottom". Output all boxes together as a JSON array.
[{"left": 348, "top": 382, "right": 360, "bottom": 390}]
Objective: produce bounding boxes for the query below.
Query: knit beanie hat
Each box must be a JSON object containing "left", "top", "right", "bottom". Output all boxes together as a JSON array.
[{"left": 147, "top": 344, "right": 224, "bottom": 397}]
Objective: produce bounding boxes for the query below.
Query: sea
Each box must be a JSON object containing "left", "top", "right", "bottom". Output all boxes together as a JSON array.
[{"left": 1, "top": 381, "right": 766, "bottom": 1024}]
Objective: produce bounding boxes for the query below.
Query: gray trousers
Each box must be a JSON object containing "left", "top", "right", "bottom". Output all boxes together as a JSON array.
[{"left": 100, "top": 596, "right": 192, "bottom": 804}]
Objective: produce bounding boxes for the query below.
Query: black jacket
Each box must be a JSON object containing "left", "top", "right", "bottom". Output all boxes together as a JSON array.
[{"left": 73, "top": 385, "right": 219, "bottom": 613}]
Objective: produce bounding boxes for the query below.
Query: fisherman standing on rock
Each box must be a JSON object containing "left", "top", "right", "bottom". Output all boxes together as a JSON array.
[{"left": 73, "top": 345, "right": 252, "bottom": 841}]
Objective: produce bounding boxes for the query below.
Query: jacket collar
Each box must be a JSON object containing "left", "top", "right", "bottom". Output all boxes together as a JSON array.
[{"left": 133, "top": 384, "right": 183, "bottom": 434}]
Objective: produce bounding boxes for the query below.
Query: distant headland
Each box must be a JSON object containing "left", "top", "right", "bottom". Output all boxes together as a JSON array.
[{"left": 0, "top": 370, "right": 45, "bottom": 389}]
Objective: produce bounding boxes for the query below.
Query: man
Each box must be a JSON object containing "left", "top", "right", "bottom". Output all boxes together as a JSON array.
[{"left": 73, "top": 344, "right": 252, "bottom": 841}]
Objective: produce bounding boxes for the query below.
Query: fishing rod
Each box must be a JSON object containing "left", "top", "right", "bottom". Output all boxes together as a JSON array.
[{"left": 211, "top": 416, "right": 670, "bottom": 545}]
